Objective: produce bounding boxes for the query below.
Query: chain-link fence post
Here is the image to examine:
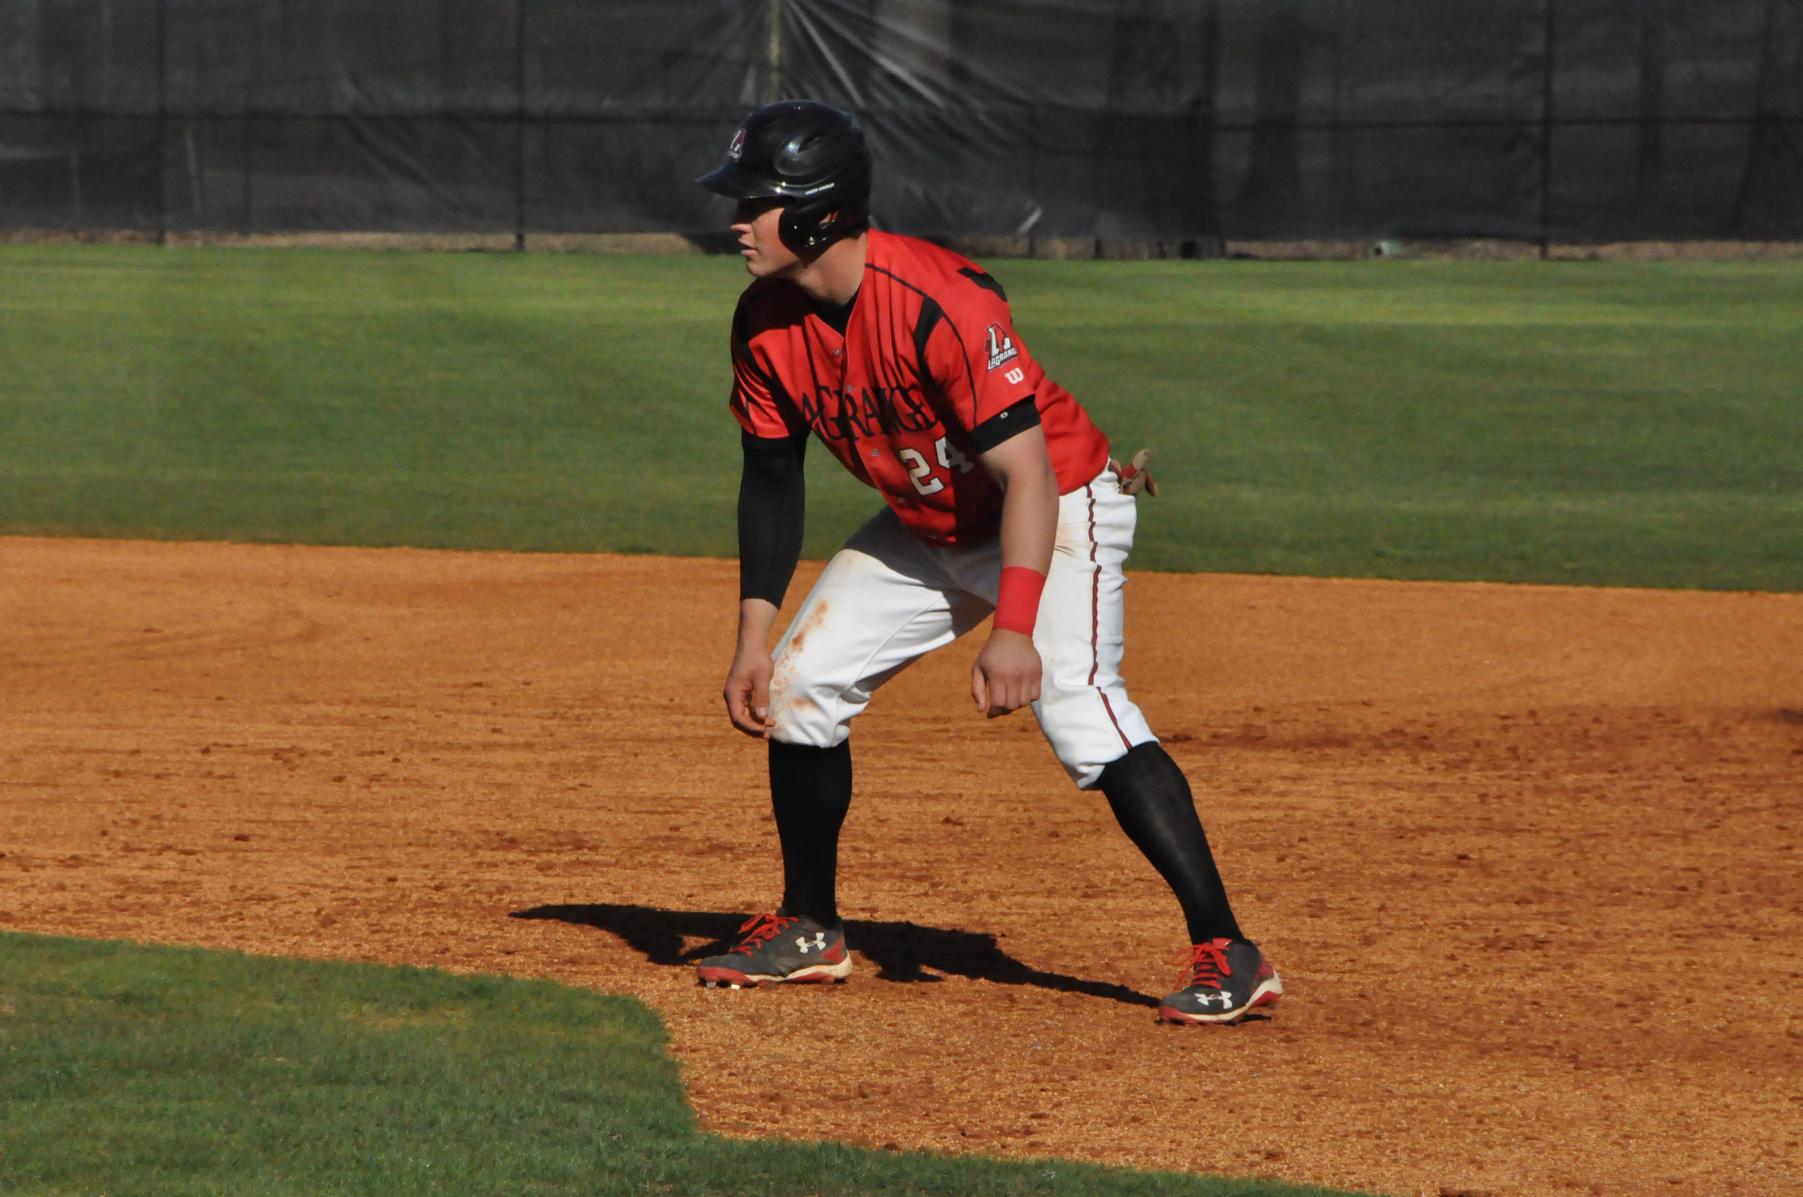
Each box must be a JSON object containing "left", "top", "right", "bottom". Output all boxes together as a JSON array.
[
  {"left": 156, "top": 0, "right": 168, "bottom": 245},
  {"left": 1538, "top": 0, "right": 1555, "bottom": 259},
  {"left": 514, "top": 0, "right": 528, "bottom": 251}
]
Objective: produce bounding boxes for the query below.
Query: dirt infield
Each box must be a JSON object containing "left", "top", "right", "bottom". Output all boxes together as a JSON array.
[{"left": 2, "top": 536, "right": 1797, "bottom": 1197}]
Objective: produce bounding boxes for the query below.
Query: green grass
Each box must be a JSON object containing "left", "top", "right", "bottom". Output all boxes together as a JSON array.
[
  {"left": 0, "top": 245, "right": 1798, "bottom": 589},
  {"left": 0, "top": 932, "right": 1358, "bottom": 1196}
]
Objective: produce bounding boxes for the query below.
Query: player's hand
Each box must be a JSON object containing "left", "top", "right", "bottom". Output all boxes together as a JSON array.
[
  {"left": 724, "top": 649, "right": 776, "bottom": 738},
  {"left": 971, "top": 628, "right": 1042, "bottom": 718}
]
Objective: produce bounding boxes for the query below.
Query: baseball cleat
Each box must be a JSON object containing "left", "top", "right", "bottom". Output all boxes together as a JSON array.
[
  {"left": 1157, "top": 938, "right": 1282, "bottom": 1025},
  {"left": 695, "top": 912, "right": 852, "bottom": 988}
]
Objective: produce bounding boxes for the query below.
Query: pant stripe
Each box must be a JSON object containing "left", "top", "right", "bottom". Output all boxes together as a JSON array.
[{"left": 1084, "top": 482, "right": 1132, "bottom": 750}]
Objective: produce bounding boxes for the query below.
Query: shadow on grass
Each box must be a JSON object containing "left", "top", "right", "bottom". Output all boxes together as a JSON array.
[{"left": 510, "top": 902, "right": 1159, "bottom": 1009}]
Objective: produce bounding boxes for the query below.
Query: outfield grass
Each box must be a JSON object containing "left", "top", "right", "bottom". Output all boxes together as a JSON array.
[
  {"left": 0, "top": 245, "right": 1798, "bottom": 589},
  {"left": 0, "top": 932, "right": 1360, "bottom": 1196}
]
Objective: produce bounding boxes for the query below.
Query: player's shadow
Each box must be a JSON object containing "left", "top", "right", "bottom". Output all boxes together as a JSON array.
[{"left": 510, "top": 902, "right": 1158, "bottom": 1009}]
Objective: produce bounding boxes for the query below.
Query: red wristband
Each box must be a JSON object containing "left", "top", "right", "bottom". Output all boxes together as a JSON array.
[{"left": 993, "top": 566, "right": 1046, "bottom": 636}]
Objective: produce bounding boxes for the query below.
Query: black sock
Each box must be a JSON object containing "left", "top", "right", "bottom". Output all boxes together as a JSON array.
[
  {"left": 1097, "top": 741, "right": 1243, "bottom": 944},
  {"left": 769, "top": 738, "right": 852, "bottom": 927}
]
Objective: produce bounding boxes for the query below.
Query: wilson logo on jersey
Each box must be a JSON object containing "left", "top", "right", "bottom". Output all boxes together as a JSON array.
[{"left": 984, "top": 324, "right": 1020, "bottom": 371}]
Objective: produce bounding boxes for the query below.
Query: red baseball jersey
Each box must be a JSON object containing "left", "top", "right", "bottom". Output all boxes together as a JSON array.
[{"left": 729, "top": 229, "right": 1111, "bottom": 545}]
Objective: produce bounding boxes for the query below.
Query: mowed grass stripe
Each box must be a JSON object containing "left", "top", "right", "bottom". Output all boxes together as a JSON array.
[
  {"left": 1, "top": 245, "right": 1797, "bottom": 589},
  {"left": 0, "top": 932, "right": 1364, "bottom": 1196}
]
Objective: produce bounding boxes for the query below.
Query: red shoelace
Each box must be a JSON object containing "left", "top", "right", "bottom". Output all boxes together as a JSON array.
[
  {"left": 729, "top": 912, "right": 797, "bottom": 955},
  {"left": 1172, "top": 939, "right": 1233, "bottom": 990}
]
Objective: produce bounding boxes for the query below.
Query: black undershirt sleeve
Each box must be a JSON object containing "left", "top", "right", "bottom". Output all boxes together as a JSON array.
[
  {"left": 969, "top": 396, "right": 1041, "bottom": 454},
  {"left": 737, "top": 429, "right": 808, "bottom": 606}
]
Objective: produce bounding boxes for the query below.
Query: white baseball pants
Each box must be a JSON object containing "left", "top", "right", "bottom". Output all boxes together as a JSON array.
[{"left": 767, "top": 466, "right": 1157, "bottom": 788}]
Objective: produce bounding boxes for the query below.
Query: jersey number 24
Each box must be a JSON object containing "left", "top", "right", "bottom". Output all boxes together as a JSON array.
[{"left": 900, "top": 436, "right": 976, "bottom": 496}]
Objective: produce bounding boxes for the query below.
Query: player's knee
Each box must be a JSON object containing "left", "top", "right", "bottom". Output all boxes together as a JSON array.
[
  {"left": 1035, "top": 689, "right": 1152, "bottom": 790},
  {"left": 1039, "top": 720, "right": 1117, "bottom": 789},
  {"left": 769, "top": 710, "right": 841, "bottom": 749},
  {"left": 767, "top": 674, "right": 848, "bottom": 748}
]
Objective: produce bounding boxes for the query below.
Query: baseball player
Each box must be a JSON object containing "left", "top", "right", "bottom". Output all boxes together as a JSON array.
[{"left": 691, "top": 100, "right": 1281, "bottom": 1025}]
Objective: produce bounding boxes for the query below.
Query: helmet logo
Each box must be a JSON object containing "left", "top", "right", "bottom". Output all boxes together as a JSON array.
[{"left": 727, "top": 128, "right": 747, "bottom": 162}]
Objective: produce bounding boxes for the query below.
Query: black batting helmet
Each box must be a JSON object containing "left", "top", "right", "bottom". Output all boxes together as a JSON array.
[{"left": 696, "top": 100, "right": 872, "bottom": 252}]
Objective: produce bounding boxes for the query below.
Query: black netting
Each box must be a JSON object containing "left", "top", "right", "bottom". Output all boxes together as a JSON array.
[{"left": 1, "top": 0, "right": 1798, "bottom": 243}]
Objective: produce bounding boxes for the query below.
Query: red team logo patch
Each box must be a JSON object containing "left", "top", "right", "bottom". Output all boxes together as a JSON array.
[
  {"left": 728, "top": 127, "right": 747, "bottom": 161},
  {"left": 984, "top": 324, "right": 1019, "bottom": 371}
]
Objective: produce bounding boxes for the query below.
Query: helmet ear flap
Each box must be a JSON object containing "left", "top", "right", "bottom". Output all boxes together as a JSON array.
[
  {"left": 775, "top": 162, "right": 871, "bottom": 252},
  {"left": 778, "top": 198, "right": 840, "bottom": 252}
]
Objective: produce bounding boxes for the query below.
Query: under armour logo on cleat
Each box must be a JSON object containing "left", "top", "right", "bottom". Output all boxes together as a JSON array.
[
  {"left": 1199, "top": 992, "right": 1233, "bottom": 1008},
  {"left": 795, "top": 933, "right": 827, "bottom": 953}
]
